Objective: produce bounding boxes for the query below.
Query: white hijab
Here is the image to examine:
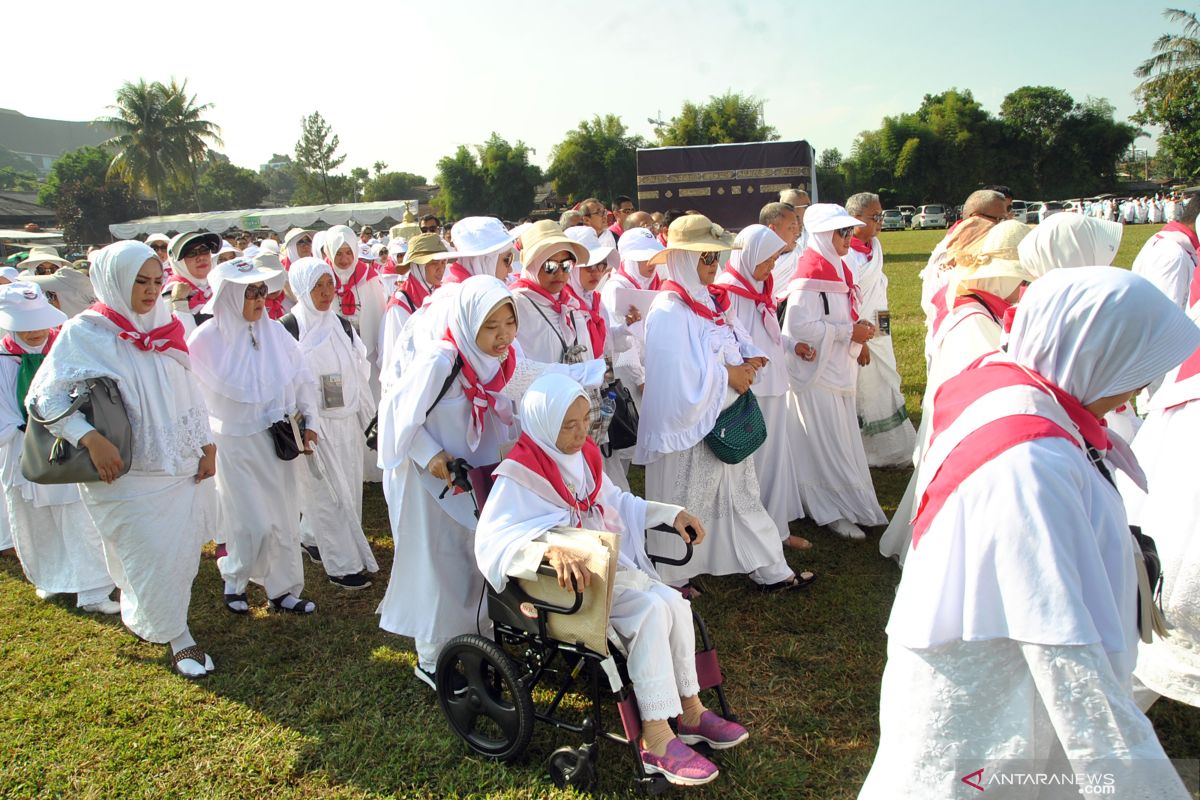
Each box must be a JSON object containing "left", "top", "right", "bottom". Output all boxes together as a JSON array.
[
  {"left": 806, "top": 228, "right": 844, "bottom": 272},
  {"left": 1017, "top": 214, "right": 1123, "bottom": 279},
  {"left": 323, "top": 225, "right": 359, "bottom": 277},
  {"left": 287, "top": 256, "right": 345, "bottom": 352},
  {"left": 188, "top": 259, "right": 297, "bottom": 407},
  {"left": 90, "top": 240, "right": 174, "bottom": 332},
  {"left": 459, "top": 250, "right": 512, "bottom": 279},
  {"left": 448, "top": 275, "right": 515, "bottom": 387},
  {"left": 718, "top": 224, "right": 785, "bottom": 347},
  {"left": 664, "top": 250, "right": 710, "bottom": 304},
  {"left": 519, "top": 372, "right": 590, "bottom": 491},
  {"left": 1007, "top": 266, "right": 1200, "bottom": 406}
]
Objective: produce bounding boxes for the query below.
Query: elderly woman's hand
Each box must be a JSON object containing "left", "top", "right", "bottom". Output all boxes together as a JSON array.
[
  {"left": 673, "top": 510, "right": 706, "bottom": 546},
  {"left": 546, "top": 546, "right": 593, "bottom": 590},
  {"left": 302, "top": 429, "right": 319, "bottom": 454},
  {"left": 726, "top": 363, "right": 755, "bottom": 394},
  {"left": 857, "top": 346, "right": 872, "bottom": 367},
  {"left": 427, "top": 450, "right": 453, "bottom": 486},
  {"left": 794, "top": 342, "right": 817, "bottom": 361},
  {"left": 81, "top": 431, "right": 123, "bottom": 484}
]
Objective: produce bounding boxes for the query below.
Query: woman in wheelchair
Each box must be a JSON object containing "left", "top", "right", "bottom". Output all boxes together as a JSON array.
[{"left": 476, "top": 373, "right": 749, "bottom": 787}]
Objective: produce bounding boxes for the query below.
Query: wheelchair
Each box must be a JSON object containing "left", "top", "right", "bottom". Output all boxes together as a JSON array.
[{"left": 434, "top": 462, "right": 737, "bottom": 794}]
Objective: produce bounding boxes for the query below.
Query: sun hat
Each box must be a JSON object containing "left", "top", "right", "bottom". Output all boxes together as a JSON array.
[
  {"left": 800, "top": 204, "right": 865, "bottom": 234},
  {"left": 359, "top": 243, "right": 377, "bottom": 261},
  {"left": 201, "top": 257, "right": 286, "bottom": 314},
  {"left": 16, "top": 248, "right": 71, "bottom": 271},
  {"left": 168, "top": 231, "right": 221, "bottom": 262},
  {"left": 519, "top": 220, "right": 590, "bottom": 272},
  {"left": 145, "top": 233, "right": 170, "bottom": 247},
  {"left": 0, "top": 282, "right": 68, "bottom": 331},
  {"left": 252, "top": 252, "right": 285, "bottom": 274},
  {"left": 618, "top": 227, "right": 665, "bottom": 262},
  {"left": 647, "top": 214, "right": 737, "bottom": 266},
  {"left": 258, "top": 239, "right": 280, "bottom": 256},
  {"left": 450, "top": 217, "right": 517, "bottom": 258},
  {"left": 401, "top": 233, "right": 456, "bottom": 266},
  {"left": 0, "top": 266, "right": 20, "bottom": 282},
  {"left": 564, "top": 225, "right": 615, "bottom": 268},
  {"left": 24, "top": 267, "right": 97, "bottom": 317},
  {"left": 387, "top": 237, "right": 408, "bottom": 256},
  {"left": 283, "top": 227, "right": 313, "bottom": 251}
]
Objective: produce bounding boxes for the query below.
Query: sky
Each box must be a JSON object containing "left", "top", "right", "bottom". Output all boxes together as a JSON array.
[{"left": 4, "top": 0, "right": 1176, "bottom": 181}]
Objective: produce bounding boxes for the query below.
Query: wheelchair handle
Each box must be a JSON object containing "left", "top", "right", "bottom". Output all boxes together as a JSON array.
[{"left": 647, "top": 523, "right": 695, "bottom": 567}]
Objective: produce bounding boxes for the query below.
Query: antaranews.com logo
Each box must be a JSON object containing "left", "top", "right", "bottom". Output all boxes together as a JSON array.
[{"left": 959, "top": 767, "right": 1115, "bottom": 795}]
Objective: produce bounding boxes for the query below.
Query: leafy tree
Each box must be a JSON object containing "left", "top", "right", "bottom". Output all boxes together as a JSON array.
[
  {"left": 259, "top": 154, "right": 298, "bottom": 206},
  {"left": 364, "top": 171, "right": 426, "bottom": 202},
  {"left": 815, "top": 148, "right": 847, "bottom": 204},
  {"left": 195, "top": 160, "right": 268, "bottom": 210},
  {"left": 1000, "top": 86, "right": 1076, "bottom": 194},
  {"left": 159, "top": 79, "right": 223, "bottom": 212},
  {"left": 372, "top": 160, "right": 389, "bottom": 176},
  {"left": 655, "top": 92, "right": 778, "bottom": 146},
  {"left": 1134, "top": 8, "right": 1200, "bottom": 176},
  {"left": 435, "top": 134, "right": 541, "bottom": 220},
  {"left": 548, "top": 115, "right": 646, "bottom": 204},
  {"left": 38, "top": 146, "right": 141, "bottom": 243},
  {"left": 294, "top": 112, "right": 346, "bottom": 204},
  {"left": 349, "top": 166, "right": 370, "bottom": 202},
  {"left": 98, "top": 79, "right": 174, "bottom": 214},
  {"left": 0, "top": 167, "right": 41, "bottom": 192}
]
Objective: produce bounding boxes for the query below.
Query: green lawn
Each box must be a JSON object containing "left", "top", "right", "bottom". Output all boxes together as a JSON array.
[{"left": 2, "top": 223, "right": 1196, "bottom": 799}]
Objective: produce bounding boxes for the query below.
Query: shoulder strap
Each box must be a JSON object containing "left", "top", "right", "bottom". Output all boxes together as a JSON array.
[
  {"left": 522, "top": 295, "right": 571, "bottom": 358},
  {"left": 820, "top": 292, "right": 829, "bottom": 315},
  {"left": 425, "top": 356, "right": 464, "bottom": 417},
  {"left": 962, "top": 293, "right": 1001, "bottom": 324},
  {"left": 337, "top": 315, "right": 354, "bottom": 340},
  {"left": 280, "top": 314, "right": 300, "bottom": 340}
]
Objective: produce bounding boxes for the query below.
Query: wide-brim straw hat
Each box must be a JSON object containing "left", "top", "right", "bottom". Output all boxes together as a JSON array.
[
  {"left": 16, "top": 248, "right": 71, "bottom": 271},
  {"left": 647, "top": 214, "right": 736, "bottom": 266},
  {"left": 283, "top": 227, "right": 313, "bottom": 252},
  {"left": 401, "top": 232, "right": 457, "bottom": 266},
  {"left": 519, "top": 220, "right": 590, "bottom": 272}
]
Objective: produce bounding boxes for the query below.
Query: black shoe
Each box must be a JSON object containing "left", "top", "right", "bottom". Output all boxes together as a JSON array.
[
  {"left": 329, "top": 573, "right": 371, "bottom": 590},
  {"left": 301, "top": 544, "right": 322, "bottom": 564},
  {"left": 414, "top": 665, "right": 467, "bottom": 695}
]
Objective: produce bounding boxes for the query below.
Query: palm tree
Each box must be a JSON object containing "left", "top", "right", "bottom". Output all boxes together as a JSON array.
[
  {"left": 1136, "top": 8, "right": 1200, "bottom": 99},
  {"left": 160, "top": 78, "right": 223, "bottom": 212},
  {"left": 99, "top": 79, "right": 172, "bottom": 215}
]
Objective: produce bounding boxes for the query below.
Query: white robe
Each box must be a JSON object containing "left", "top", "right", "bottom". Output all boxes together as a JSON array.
[
  {"left": 333, "top": 268, "right": 388, "bottom": 482},
  {"left": 861, "top": 438, "right": 1189, "bottom": 799},
  {"left": 846, "top": 239, "right": 916, "bottom": 468},
  {"left": 1125, "top": 399, "right": 1200, "bottom": 708},
  {"left": 1131, "top": 230, "right": 1197, "bottom": 408},
  {"left": 475, "top": 468, "right": 696, "bottom": 720},
  {"left": 782, "top": 288, "right": 885, "bottom": 527},
  {"left": 0, "top": 349, "right": 112, "bottom": 602}
]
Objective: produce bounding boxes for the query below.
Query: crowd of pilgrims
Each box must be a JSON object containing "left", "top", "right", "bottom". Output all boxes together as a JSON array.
[{"left": 1, "top": 185, "right": 1199, "bottom": 793}]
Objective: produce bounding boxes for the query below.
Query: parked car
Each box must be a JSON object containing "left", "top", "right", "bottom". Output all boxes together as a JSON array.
[
  {"left": 912, "top": 204, "right": 948, "bottom": 229},
  {"left": 1026, "top": 201, "right": 1044, "bottom": 222},
  {"left": 897, "top": 205, "right": 916, "bottom": 226},
  {"left": 1038, "top": 200, "right": 1067, "bottom": 223},
  {"left": 1010, "top": 200, "right": 1029, "bottom": 224},
  {"left": 881, "top": 209, "right": 906, "bottom": 231}
]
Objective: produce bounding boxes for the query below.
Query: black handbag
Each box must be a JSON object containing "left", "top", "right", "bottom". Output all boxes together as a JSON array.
[
  {"left": 602, "top": 379, "right": 639, "bottom": 453},
  {"left": 268, "top": 415, "right": 306, "bottom": 461},
  {"left": 23, "top": 376, "right": 133, "bottom": 484}
]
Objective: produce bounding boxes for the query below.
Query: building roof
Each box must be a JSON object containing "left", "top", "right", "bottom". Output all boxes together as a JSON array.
[
  {"left": 0, "top": 191, "right": 54, "bottom": 223},
  {"left": 0, "top": 108, "right": 114, "bottom": 160}
]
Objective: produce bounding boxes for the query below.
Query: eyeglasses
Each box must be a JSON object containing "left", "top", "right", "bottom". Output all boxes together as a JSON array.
[
  {"left": 698, "top": 252, "right": 721, "bottom": 266},
  {"left": 183, "top": 247, "right": 211, "bottom": 259},
  {"left": 868, "top": 213, "right": 884, "bottom": 222},
  {"left": 296, "top": 237, "right": 312, "bottom": 247},
  {"left": 244, "top": 283, "right": 269, "bottom": 299},
  {"left": 836, "top": 227, "right": 857, "bottom": 239},
  {"left": 583, "top": 208, "right": 606, "bottom": 218},
  {"left": 580, "top": 261, "right": 609, "bottom": 272},
  {"left": 420, "top": 225, "right": 440, "bottom": 233},
  {"left": 34, "top": 264, "right": 59, "bottom": 275},
  {"left": 974, "top": 212, "right": 1005, "bottom": 223},
  {"left": 616, "top": 207, "right": 635, "bottom": 215},
  {"left": 541, "top": 259, "right": 575, "bottom": 274}
]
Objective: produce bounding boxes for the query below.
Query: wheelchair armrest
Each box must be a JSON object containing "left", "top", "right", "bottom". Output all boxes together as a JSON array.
[
  {"left": 647, "top": 523, "right": 695, "bottom": 567},
  {"left": 515, "top": 563, "right": 584, "bottom": 616}
]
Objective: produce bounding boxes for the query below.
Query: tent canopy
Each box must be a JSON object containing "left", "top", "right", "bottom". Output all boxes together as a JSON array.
[{"left": 108, "top": 199, "right": 419, "bottom": 239}]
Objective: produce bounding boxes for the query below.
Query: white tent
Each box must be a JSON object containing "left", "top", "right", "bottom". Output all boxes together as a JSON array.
[{"left": 108, "top": 199, "right": 419, "bottom": 239}]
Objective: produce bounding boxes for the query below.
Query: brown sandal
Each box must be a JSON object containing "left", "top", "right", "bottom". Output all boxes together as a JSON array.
[{"left": 172, "top": 645, "right": 211, "bottom": 678}]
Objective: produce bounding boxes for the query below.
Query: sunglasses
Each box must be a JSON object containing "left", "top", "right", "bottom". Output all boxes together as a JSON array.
[
  {"left": 541, "top": 259, "right": 575, "bottom": 274},
  {"left": 150, "top": 243, "right": 168, "bottom": 252},
  {"left": 296, "top": 237, "right": 312, "bottom": 247},
  {"left": 974, "top": 212, "right": 1005, "bottom": 223},
  {"left": 420, "top": 225, "right": 440, "bottom": 233},
  {"left": 244, "top": 283, "right": 269, "bottom": 299},
  {"left": 836, "top": 227, "right": 857, "bottom": 239},
  {"left": 183, "top": 247, "right": 211, "bottom": 259},
  {"left": 698, "top": 252, "right": 721, "bottom": 266}
]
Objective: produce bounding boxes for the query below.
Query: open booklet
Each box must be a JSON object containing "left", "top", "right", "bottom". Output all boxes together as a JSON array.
[{"left": 516, "top": 527, "right": 619, "bottom": 656}]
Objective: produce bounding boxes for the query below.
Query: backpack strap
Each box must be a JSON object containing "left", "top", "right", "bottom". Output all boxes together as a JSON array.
[
  {"left": 820, "top": 292, "right": 829, "bottom": 315},
  {"left": 425, "top": 356, "right": 464, "bottom": 417},
  {"left": 280, "top": 313, "right": 300, "bottom": 340}
]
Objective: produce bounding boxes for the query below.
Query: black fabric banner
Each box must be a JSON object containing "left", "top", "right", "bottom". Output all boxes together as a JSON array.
[{"left": 635, "top": 140, "right": 814, "bottom": 230}]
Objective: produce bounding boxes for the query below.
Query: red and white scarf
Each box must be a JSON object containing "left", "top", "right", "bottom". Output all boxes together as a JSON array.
[
  {"left": 563, "top": 285, "right": 607, "bottom": 357},
  {"left": 783, "top": 249, "right": 858, "bottom": 321},
  {"left": 661, "top": 280, "right": 726, "bottom": 326},
  {"left": 498, "top": 432, "right": 605, "bottom": 525},
  {"left": 88, "top": 302, "right": 190, "bottom": 367},
  {"left": 387, "top": 272, "right": 434, "bottom": 314},
  {"left": 616, "top": 263, "right": 662, "bottom": 292},
  {"left": 511, "top": 278, "right": 578, "bottom": 334},
  {"left": 164, "top": 273, "right": 210, "bottom": 312},
  {"left": 443, "top": 329, "right": 515, "bottom": 446},
  {"left": 711, "top": 265, "right": 779, "bottom": 344},
  {"left": 1, "top": 329, "right": 57, "bottom": 356},
  {"left": 330, "top": 260, "right": 379, "bottom": 317}
]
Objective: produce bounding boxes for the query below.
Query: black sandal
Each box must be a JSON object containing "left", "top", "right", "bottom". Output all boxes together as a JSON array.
[
  {"left": 223, "top": 592, "right": 249, "bottom": 614},
  {"left": 172, "top": 645, "right": 211, "bottom": 679},
  {"left": 759, "top": 572, "right": 817, "bottom": 593},
  {"left": 268, "top": 594, "right": 317, "bottom": 615}
]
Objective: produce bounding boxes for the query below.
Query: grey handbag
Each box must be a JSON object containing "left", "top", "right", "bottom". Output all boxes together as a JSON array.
[{"left": 22, "top": 376, "right": 133, "bottom": 484}]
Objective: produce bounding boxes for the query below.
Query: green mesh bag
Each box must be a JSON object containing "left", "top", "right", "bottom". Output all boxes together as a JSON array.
[{"left": 704, "top": 389, "right": 767, "bottom": 464}]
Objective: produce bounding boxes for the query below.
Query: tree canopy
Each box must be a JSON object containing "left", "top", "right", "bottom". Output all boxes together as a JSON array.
[
  {"left": 38, "top": 146, "right": 141, "bottom": 243},
  {"left": 435, "top": 134, "right": 541, "bottom": 221},
  {"left": 548, "top": 115, "right": 646, "bottom": 206},
  {"left": 1134, "top": 7, "right": 1200, "bottom": 177},
  {"left": 294, "top": 112, "right": 346, "bottom": 205},
  {"left": 655, "top": 92, "right": 778, "bottom": 146}
]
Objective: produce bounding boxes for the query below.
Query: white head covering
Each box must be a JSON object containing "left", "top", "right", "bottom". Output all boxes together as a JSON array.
[
  {"left": 459, "top": 250, "right": 512, "bottom": 279},
  {"left": 727, "top": 224, "right": 786, "bottom": 288},
  {"left": 805, "top": 228, "right": 842, "bottom": 270},
  {"left": 1018, "top": 214, "right": 1123, "bottom": 278},
  {"left": 188, "top": 258, "right": 294, "bottom": 406},
  {"left": 664, "top": 250, "right": 709, "bottom": 304},
  {"left": 91, "top": 240, "right": 173, "bottom": 331},
  {"left": 287, "top": 256, "right": 340, "bottom": 350},
  {"left": 283, "top": 228, "right": 313, "bottom": 264},
  {"left": 0, "top": 282, "right": 67, "bottom": 332},
  {"left": 25, "top": 267, "right": 97, "bottom": 318},
  {"left": 258, "top": 239, "right": 280, "bottom": 256},
  {"left": 0, "top": 266, "right": 19, "bottom": 282},
  {"left": 310, "top": 231, "right": 328, "bottom": 266},
  {"left": 519, "top": 372, "right": 590, "bottom": 490},
  {"left": 323, "top": 225, "right": 359, "bottom": 275},
  {"left": 1008, "top": 267, "right": 1200, "bottom": 405},
  {"left": 447, "top": 275, "right": 516, "bottom": 386}
]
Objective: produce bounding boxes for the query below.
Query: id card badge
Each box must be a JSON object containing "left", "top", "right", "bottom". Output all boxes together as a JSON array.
[
  {"left": 876, "top": 310, "right": 891, "bottom": 336},
  {"left": 320, "top": 373, "right": 345, "bottom": 409}
]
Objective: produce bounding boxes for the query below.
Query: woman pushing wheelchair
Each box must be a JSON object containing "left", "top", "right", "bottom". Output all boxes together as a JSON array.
[{"left": 476, "top": 372, "right": 749, "bottom": 787}]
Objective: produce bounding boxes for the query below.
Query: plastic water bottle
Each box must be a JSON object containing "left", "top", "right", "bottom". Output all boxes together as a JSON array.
[{"left": 598, "top": 392, "right": 617, "bottom": 434}]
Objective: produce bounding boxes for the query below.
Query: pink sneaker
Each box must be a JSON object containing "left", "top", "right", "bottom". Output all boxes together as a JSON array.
[
  {"left": 677, "top": 711, "right": 749, "bottom": 750},
  {"left": 640, "top": 738, "right": 719, "bottom": 786}
]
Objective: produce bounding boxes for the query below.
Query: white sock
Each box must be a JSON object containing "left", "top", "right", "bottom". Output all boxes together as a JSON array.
[
  {"left": 77, "top": 586, "right": 115, "bottom": 607},
  {"left": 170, "top": 630, "right": 197, "bottom": 654},
  {"left": 224, "top": 580, "right": 249, "bottom": 612}
]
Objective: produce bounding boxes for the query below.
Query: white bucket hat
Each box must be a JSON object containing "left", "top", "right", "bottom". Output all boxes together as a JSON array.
[
  {"left": 201, "top": 258, "right": 286, "bottom": 314},
  {"left": 359, "top": 243, "right": 377, "bottom": 261},
  {"left": 801, "top": 203, "right": 865, "bottom": 234},
  {"left": 617, "top": 227, "right": 664, "bottom": 262},
  {"left": 564, "top": 225, "right": 615, "bottom": 267},
  {"left": 0, "top": 282, "right": 68, "bottom": 331},
  {"left": 450, "top": 217, "right": 517, "bottom": 258}
]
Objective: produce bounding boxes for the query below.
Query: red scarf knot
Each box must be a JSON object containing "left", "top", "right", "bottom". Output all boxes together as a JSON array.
[
  {"left": 661, "top": 280, "right": 725, "bottom": 325},
  {"left": 505, "top": 431, "right": 605, "bottom": 518},
  {"left": 90, "top": 303, "right": 189, "bottom": 357}
]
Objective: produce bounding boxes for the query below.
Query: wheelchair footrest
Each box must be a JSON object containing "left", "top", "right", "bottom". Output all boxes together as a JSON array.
[{"left": 695, "top": 648, "right": 722, "bottom": 690}]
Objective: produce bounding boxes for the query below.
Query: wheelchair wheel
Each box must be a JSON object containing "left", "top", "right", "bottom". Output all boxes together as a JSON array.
[
  {"left": 547, "top": 745, "right": 596, "bottom": 791},
  {"left": 436, "top": 634, "right": 534, "bottom": 763}
]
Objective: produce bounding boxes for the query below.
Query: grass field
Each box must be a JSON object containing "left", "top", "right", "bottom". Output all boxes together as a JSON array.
[{"left": 2, "top": 223, "right": 1197, "bottom": 799}]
